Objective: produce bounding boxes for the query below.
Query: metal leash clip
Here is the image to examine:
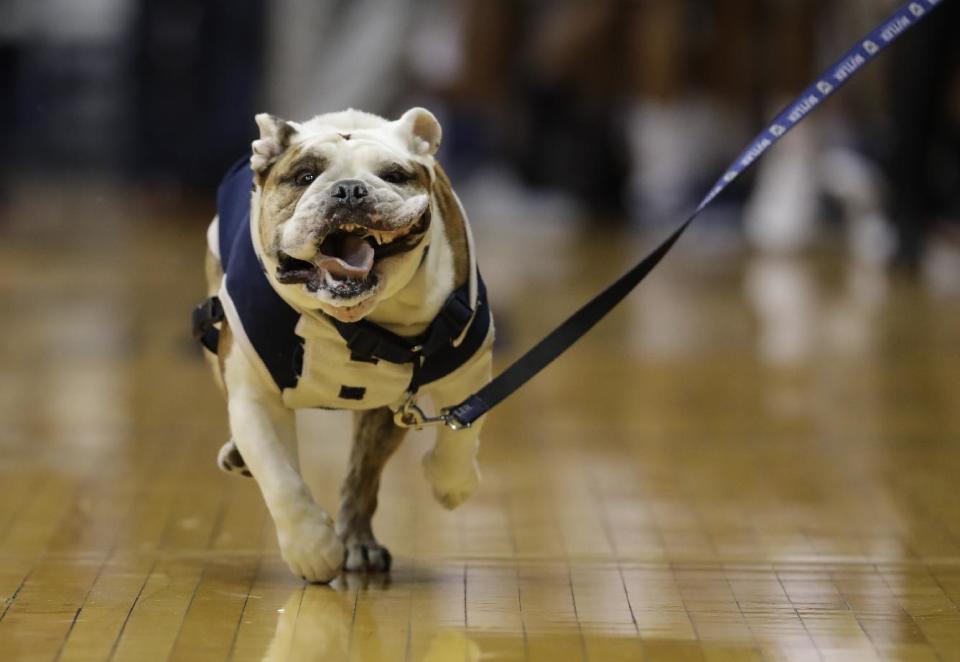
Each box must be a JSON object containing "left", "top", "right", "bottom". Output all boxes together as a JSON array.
[{"left": 393, "top": 395, "right": 470, "bottom": 431}]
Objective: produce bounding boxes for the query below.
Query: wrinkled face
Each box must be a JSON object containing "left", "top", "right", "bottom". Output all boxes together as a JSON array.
[{"left": 251, "top": 108, "right": 442, "bottom": 322}]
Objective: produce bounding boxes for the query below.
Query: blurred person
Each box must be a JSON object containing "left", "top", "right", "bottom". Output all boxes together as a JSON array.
[
  {"left": 626, "top": 0, "right": 751, "bottom": 227},
  {"left": 726, "top": 0, "right": 899, "bottom": 264},
  {"left": 737, "top": 0, "right": 822, "bottom": 254},
  {"left": 404, "top": 0, "right": 635, "bottom": 224},
  {"left": 262, "top": 0, "right": 956, "bottom": 268},
  {"left": 509, "top": 0, "right": 633, "bottom": 223},
  {"left": 0, "top": 0, "right": 268, "bottom": 190},
  {"left": 0, "top": 0, "right": 133, "bottom": 174},
  {"left": 624, "top": 0, "right": 902, "bottom": 265},
  {"left": 0, "top": 5, "right": 18, "bottom": 205},
  {"left": 263, "top": 0, "right": 419, "bottom": 120},
  {"left": 132, "top": 0, "right": 265, "bottom": 191},
  {"left": 403, "top": 0, "right": 511, "bottom": 176}
]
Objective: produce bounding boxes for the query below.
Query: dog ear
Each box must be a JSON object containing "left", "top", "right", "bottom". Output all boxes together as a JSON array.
[
  {"left": 251, "top": 113, "right": 297, "bottom": 178},
  {"left": 395, "top": 107, "right": 442, "bottom": 157},
  {"left": 431, "top": 164, "right": 470, "bottom": 286}
]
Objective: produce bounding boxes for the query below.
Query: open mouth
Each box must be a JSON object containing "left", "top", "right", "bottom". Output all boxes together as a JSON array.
[{"left": 275, "top": 210, "right": 430, "bottom": 299}]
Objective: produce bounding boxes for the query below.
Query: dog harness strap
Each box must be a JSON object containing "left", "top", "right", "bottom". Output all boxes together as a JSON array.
[
  {"left": 327, "top": 275, "right": 490, "bottom": 391},
  {"left": 333, "top": 320, "right": 418, "bottom": 365},
  {"left": 413, "top": 277, "right": 490, "bottom": 390},
  {"left": 192, "top": 296, "right": 225, "bottom": 353},
  {"left": 417, "top": 285, "right": 474, "bottom": 360},
  {"left": 441, "top": 0, "right": 942, "bottom": 429}
]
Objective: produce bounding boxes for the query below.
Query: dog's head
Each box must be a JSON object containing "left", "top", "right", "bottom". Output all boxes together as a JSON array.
[{"left": 250, "top": 108, "right": 442, "bottom": 322}]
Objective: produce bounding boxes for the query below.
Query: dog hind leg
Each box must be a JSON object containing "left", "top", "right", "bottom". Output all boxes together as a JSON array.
[{"left": 336, "top": 407, "right": 407, "bottom": 572}]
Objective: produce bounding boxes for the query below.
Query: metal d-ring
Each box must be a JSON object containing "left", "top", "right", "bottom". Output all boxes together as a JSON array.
[{"left": 392, "top": 397, "right": 470, "bottom": 431}]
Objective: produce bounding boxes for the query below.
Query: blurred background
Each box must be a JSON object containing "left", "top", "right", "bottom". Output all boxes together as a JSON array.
[
  {"left": 2, "top": 2, "right": 960, "bottom": 659},
  {"left": 1, "top": 0, "right": 959, "bottom": 271}
]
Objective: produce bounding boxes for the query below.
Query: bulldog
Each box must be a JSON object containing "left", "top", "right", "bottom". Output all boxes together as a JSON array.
[{"left": 199, "top": 108, "right": 493, "bottom": 582}]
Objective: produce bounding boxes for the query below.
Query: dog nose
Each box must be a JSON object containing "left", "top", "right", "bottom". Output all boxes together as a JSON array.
[{"left": 330, "top": 179, "right": 368, "bottom": 204}]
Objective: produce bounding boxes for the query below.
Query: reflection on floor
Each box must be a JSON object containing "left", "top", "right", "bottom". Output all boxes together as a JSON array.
[{"left": 0, "top": 186, "right": 959, "bottom": 661}]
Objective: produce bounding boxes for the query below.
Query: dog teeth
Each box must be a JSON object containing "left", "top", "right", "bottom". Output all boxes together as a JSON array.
[
  {"left": 365, "top": 231, "right": 389, "bottom": 245},
  {"left": 334, "top": 225, "right": 401, "bottom": 246},
  {"left": 339, "top": 222, "right": 390, "bottom": 244}
]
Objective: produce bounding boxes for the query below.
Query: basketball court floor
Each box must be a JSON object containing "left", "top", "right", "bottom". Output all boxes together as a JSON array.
[{"left": 0, "top": 187, "right": 959, "bottom": 661}]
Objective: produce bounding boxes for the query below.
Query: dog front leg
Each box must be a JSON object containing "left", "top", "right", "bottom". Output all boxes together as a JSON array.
[
  {"left": 422, "top": 348, "right": 492, "bottom": 510},
  {"left": 224, "top": 350, "right": 344, "bottom": 582}
]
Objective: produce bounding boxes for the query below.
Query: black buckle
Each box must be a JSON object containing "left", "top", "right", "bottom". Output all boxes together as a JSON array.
[
  {"left": 192, "top": 296, "right": 225, "bottom": 353},
  {"left": 344, "top": 329, "right": 380, "bottom": 357},
  {"left": 421, "top": 289, "right": 475, "bottom": 357},
  {"left": 439, "top": 290, "right": 473, "bottom": 331},
  {"left": 344, "top": 325, "right": 417, "bottom": 365}
]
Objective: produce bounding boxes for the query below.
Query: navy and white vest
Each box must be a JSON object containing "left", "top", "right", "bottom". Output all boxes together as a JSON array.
[{"left": 214, "top": 158, "right": 491, "bottom": 410}]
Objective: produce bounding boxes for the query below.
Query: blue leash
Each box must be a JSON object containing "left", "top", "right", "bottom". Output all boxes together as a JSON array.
[{"left": 396, "top": 0, "right": 949, "bottom": 430}]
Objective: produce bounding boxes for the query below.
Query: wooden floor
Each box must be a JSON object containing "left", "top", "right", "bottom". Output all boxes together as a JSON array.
[{"left": 1, "top": 185, "right": 960, "bottom": 661}]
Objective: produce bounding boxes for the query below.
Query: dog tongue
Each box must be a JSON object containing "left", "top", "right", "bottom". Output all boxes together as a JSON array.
[{"left": 316, "top": 234, "right": 374, "bottom": 280}]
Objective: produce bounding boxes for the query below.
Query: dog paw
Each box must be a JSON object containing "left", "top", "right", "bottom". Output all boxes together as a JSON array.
[
  {"left": 342, "top": 536, "right": 392, "bottom": 573},
  {"left": 217, "top": 440, "right": 252, "bottom": 478},
  {"left": 277, "top": 508, "right": 345, "bottom": 584},
  {"left": 422, "top": 450, "right": 480, "bottom": 510}
]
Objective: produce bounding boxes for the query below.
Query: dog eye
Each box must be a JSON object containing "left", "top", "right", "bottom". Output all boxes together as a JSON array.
[
  {"left": 380, "top": 167, "right": 413, "bottom": 185},
  {"left": 293, "top": 169, "right": 317, "bottom": 186}
]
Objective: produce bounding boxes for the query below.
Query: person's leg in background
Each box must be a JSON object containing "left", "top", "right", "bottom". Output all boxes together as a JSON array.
[
  {"left": 625, "top": 0, "right": 762, "bottom": 228},
  {"left": 511, "top": 0, "right": 633, "bottom": 225},
  {"left": 740, "top": 0, "right": 824, "bottom": 254},
  {"left": 887, "top": 0, "right": 960, "bottom": 271},
  {"left": 0, "top": 41, "right": 17, "bottom": 210}
]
